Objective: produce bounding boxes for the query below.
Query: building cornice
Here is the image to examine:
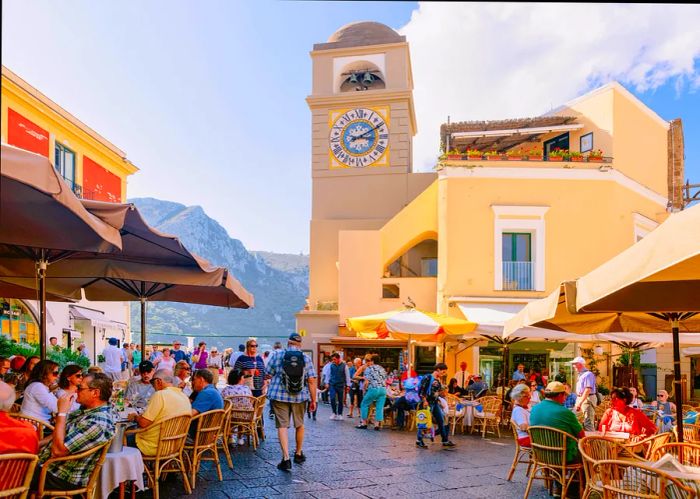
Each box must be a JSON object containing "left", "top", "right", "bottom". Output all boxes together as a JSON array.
[{"left": 310, "top": 41, "right": 409, "bottom": 57}]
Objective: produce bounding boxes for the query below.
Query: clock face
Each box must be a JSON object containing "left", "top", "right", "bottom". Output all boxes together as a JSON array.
[{"left": 329, "top": 107, "right": 389, "bottom": 168}]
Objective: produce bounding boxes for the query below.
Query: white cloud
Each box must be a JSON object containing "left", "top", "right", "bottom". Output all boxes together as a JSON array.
[{"left": 399, "top": 3, "right": 700, "bottom": 171}]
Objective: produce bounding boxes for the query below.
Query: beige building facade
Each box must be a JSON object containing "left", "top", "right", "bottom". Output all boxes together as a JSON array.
[{"left": 297, "top": 22, "right": 691, "bottom": 399}]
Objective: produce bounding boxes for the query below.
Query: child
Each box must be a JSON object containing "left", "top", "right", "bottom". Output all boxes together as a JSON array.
[
  {"left": 308, "top": 385, "right": 327, "bottom": 421},
  {"left": 415, "top": 400, "right": 435, "bottom": 448}
]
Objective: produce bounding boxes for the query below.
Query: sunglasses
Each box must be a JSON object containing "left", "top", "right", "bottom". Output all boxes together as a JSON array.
[
  {"left": 77, "top": 385, "right": 95, "bottom": 392},
  {"left": 52, "top": 371, "right": 60, "bottom": 376},
  {"left": 249, "top": 344, "right": 258, "bottom": 348},
  {"left": 657, "top": 394, "right": 667, "bottom": 397}
]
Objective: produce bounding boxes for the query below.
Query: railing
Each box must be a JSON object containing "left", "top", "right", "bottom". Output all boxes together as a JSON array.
[
  {"left": 502, "top": 261, "right": 533, "bottom": 290},
  {"left": 60, "top": 176, "right": 83, "bottom": 197}
]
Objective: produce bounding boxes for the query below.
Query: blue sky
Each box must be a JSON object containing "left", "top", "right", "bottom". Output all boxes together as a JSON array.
[{"left": 3, "top": 2, "right": 699, "bottom": 253}]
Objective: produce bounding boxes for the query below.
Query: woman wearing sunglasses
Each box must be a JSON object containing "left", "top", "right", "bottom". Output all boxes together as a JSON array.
[
  {"left": 20, "top": 360, "right": 60, "bottom": 423},
  {"left": 54, "top": 365, "right": 84, "bottom": 413},
  {"left": 233, "top": 339, "right": 266, "bottom": 397}
]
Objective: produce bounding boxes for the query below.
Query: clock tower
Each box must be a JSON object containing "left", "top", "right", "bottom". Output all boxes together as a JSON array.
[{"left": 302, "top": 21, "right": 435, "bottom": 335}]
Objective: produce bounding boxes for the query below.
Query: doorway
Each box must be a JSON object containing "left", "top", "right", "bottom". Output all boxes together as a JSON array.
[{"left": 543, "top": 133, "right": 570, "bottom": 159}]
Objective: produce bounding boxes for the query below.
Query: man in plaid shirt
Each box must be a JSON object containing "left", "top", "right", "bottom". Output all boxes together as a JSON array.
[
  {"left": 33, "top": 373, "right": 115, "bottom": 491},
  {"left": 266, "top": 333, "right": 317, "bottom": 472}
]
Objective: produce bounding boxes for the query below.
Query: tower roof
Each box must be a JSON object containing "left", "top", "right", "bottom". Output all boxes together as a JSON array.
[{"left": 314, "top": 21, "right": 405, "bottom": 51}]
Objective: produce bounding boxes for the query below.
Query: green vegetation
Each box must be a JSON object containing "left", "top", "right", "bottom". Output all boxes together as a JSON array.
[{"left": 0, "top": 335, "right": 90, "bottom": 370}]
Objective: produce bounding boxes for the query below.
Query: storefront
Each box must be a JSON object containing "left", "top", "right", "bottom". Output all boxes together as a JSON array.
[
  {"left": 0, "top": 298, "right": 39, "bottom": 344},
  {"left": 320, "top": 337, "right": 407, "bottom": 373}
]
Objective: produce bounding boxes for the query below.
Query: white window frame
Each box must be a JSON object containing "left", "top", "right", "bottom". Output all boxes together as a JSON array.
[{"left": 492, "top": 205, "right": 549, "bottom": 291}]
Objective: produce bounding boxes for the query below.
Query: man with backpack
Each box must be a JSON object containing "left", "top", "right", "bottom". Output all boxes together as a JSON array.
[
  {"left": 417, "top": 363, "right": 456, "bottom": 449},
  {"left": 266, "top": 332, "right": 317, "bottom": 472}
]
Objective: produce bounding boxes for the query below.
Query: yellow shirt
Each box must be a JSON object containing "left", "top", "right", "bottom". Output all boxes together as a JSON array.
[{"left": 136, "top": 386, "right": 191, "bottom": 456}]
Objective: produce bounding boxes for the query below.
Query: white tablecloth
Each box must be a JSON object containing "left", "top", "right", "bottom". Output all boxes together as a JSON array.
[
  {"left": 461, "top": 401, "right": 480, "bottom": 428},
  {"left": 96, "top": 446, "right": 145, "bottom": 499}
]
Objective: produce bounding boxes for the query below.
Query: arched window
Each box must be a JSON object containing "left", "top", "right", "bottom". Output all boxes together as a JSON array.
[{"left": 385, "top": 239, "right": 438, "bottom": 277}]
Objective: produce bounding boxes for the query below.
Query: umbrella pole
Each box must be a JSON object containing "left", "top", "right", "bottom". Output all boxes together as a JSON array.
[
  {"left": 502, "top": 343, "right": 509, "bottom": 414},
  {"left": 140, "top": 295, "right": 147, "bottom": 360},
  {"left": 671, "top": 315, "right": 684, "bottom": 443},
  {"left": 38, "top": 256, "right": 47, "bottom": 360}
]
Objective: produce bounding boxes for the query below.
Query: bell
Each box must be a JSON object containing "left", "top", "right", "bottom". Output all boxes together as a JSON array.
[
  {"left": 362, "top": 72, "right": 374, "bottom": 85},
  {"left": 348, "top": 73, "right": 359, "bottom": 84}
]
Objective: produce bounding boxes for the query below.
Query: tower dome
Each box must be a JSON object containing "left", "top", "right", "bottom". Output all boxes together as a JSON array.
[{"left": 315, "top": 21, "right": 405, "bottom": 50}]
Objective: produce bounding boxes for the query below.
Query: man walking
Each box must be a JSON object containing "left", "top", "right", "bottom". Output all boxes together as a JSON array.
[
  {"left": 326, "top": 353, "right": 350, "bottom": 420},
  {"left": 571, "top": 356, "right": 597, "bottom": 431},
  {"left": 266, "top": 333, "right": 317, "bottom": 471},
  {"left": 102, "top": 338, "right": 124, "bottom": 381},
  {"left": 417, "top": 363, "right": 455, "bottom": 448}
]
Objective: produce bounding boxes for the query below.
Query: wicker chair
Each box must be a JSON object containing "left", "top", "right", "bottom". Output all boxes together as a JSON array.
[
  {"left": 130, "top": 414, "right": 192, "bottom": 499},
  {"left": 253, "top": 395, "right": 267, "bottom": 442},
  {"left": 579, "top": 436, "right": 642, "bottom": 499},
  {"left": 593, "top": 458, "right": 697, "bottom": 498},
  {"left": 445, "top": 394, "right": 465, "bottom": 436},
  {"left": 506, "top": 421, "right": 532, "bottom": 481},
  {"left": 622, "top": 432, "right": 673, "bottom": 460},
  {"left": 216, "top": 399, "right": 234, "bottom": 470},
  {"left": 183, "top": 409, "right": 226, "bottom": 488},
  {"left": 0, "top": 453, "right": 38, "bottom": 499},
  {"left": 225, "top": 395, "right": 257, "bottom": 450},
  {"left": 651, "top": 442, "right": 700, "bottom": 467},
  {"left": 34, "top": 439, "right": 111, "bottom": 499},
  {"left": 675, "top": 423, "right": 700, "bottom": 443},
  {"left": 524, "top": 426, "right": 583, "bottom": 499},
  {"left": 8, "top": 414, "right": 54, "bottom": 440},
  {"left": 471, "top": 396, "right": 502, "bottom": 438}
]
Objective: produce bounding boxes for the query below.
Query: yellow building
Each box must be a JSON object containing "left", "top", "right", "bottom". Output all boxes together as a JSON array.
[
  {"left": 297, "top": 22, "right": 687, "bottom": 396},
  {"left": 1, "top": 66, "right": 139, "bottom": 352}
]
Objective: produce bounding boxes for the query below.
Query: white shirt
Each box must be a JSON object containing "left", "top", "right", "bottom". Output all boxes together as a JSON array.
[
  {"left": 438, "top": 396, "right": 449, "bottom": 417},
  {"left": 207, "top": 354, "right": 222, "bottom": 368},
  {"left": 454, "top": 370, "right": 471, "bottom": 390},
  {"left": 228, "top": 351, "right": 244, "bottom": 368},
  {"left": 156, "top": 357, "right": 176, "bottom": 372},
  {"left": 321, "top": 362, "right": 332, "bottom": 385},
  {"left": 511, "top": 405, "right": 530, "bottom": 439},
  {"left": 103, "top": 344, "right": 124, "bottom": 373},
  {"left": 529, "top": 390, "right": 541, "bottom": 406},
  {"left": 20, "top": 382, "right": 58, "bottom": 423}
]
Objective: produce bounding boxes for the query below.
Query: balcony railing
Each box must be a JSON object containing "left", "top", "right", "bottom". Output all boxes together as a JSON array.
[
  {"left": 60, "top": 176, "right": 83, "bottom": 198},
  {"left": 503, "top": 261, "right": 533, "bottom": 290}
]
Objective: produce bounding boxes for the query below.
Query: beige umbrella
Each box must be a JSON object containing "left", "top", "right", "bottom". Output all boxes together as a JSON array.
[
  {"left": 505, "top": 203, "right": 700, "bottom": 441},
  {"left": 0, "top": 144, "right": 122, "bottom": 357}
]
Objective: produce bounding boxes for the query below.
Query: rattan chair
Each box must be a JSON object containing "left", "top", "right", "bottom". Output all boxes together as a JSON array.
[
  {"left": 579, "top": 436, "right": 642, "bottom": 499},
  {"left": 8, "top": 414, "right": 54, "bottom": 440},
  {"left": 622, "top": 432, "right": 673, "bottom": 460},
  {"left": 216, "top": 399, "right": 234, "bottom": 470},
  {"left": 445, "top": 394, "right": 465, "bottom": 436},
  {"left": 524, "top": 426, "right": 583, "bottom": 499},
  {"left": 130, "top": 414, "right": 192, "bottom": 499},
  {"left": 254, "top": 395, "right": 267, "bottom": 442},
  {"left": 675, "top": 423, "right": 700, "bottom": 443},
  {"left": 651, "top": 442, "right": 700, "bottom": 467},
  {"left": 34, "top": 439, "right": 111, "bottom": 499},
  {"left": 471, "top": 396, "right": 502, "bottom": 438},
  {"left": 183, "top": 409, "right": 226, "bottom": 488},
  {"left": 593, "top": 458, "right": 697, "bottom": 498},
  {"left": 225, "top": 395, "right": 257, "bottom": 450},
  {"left": 0, "top": 453, "right": 38, "bottom": 499},
  {"left": 506, "top": 421, "right": 532, "bottom": 481}
]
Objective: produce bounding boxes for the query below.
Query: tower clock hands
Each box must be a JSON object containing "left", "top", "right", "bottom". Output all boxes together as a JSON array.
[{"left": 349, "top": 123, "right": 382, "bottom": 142}]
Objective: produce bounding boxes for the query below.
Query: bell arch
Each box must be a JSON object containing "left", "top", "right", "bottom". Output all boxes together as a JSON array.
[{"left": 336, "top": 60, "right": 386, "bottom": 93}]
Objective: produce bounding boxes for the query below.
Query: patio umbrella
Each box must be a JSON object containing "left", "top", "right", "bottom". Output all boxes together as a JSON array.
[
  {"left": 0, "top": 144, "right": 122, "bottom": 357},
  {"left": 346, "top": 307, "right": 478, "bottom": 374},
  {"left": 504, "top": 204, "right": 700, "bottom": 440},
  {"left": 0, "top": 200, "right": 254, "bottom": 355}
]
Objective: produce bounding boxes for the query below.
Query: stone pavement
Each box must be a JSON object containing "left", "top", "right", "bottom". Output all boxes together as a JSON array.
[{"left": 153, "top": 404, "right": 553, "bottom": 499}]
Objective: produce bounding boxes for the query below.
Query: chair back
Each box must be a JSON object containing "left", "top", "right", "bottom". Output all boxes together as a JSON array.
[
  {"left": 191, "top": 409, "right": 226, "bottom": 448},
  {"left": 651, "top": 442, "right": 700, "bottom": 467},
  {"left": 579, "top": 436, "right": 636, "bottom": 492},
  {"left": 8, "top": 413, "right": 54, "bottom": 440},
  {"left": 83, "top": 439, "right": 112, "bottom": 498},
  {"left": 254, "top": 395, "right": 266, "bottom": 420},
  {"left": 623, "top": 432, "right": 673, "bottom": 460},
  {"left": 0, "top": 453, "right": 38, "bottom": 499},
  {"left": 226, "top": 395, "right": 256, "bottom": 424},
  {"left": 37, "top": 439, "right": 111, "bottom": 498},
  {"left": 479, "top": 397, "right": 502, "bottom": 416},
  {"left": 528, "top": 426, "right": 573, "bottom": 467},
  {"left": 510, "top": 421, "right": 527, "bottom": 447},
  {"left": 680, "top": 423, "right": 700, "bottom": 443},
  {"left": 593, "top": 459, "right": 696, "bottom": 498},
  {"left": 155, "top": 414, "right": 192, "bottom": 460}
]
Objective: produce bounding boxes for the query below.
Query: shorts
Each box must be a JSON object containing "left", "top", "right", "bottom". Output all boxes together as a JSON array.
[{"left": 271, "top": 400, "right": 306, "bottom": 429}]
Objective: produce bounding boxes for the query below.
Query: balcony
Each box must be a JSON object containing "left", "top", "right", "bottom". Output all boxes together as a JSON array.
[
  {"left": 502, "top": 261, "right": 533, "bottom": 291},
  {"left": 60, "top": 176, "right": 83, "bottom": 198}
]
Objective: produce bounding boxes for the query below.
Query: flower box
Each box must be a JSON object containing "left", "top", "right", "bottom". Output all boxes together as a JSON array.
[
  {"left": 525, "top": 155, "right": 543, "bottom": 161},
  {"left": 447, "top": 154, "right": 462, "bottom": 160},
  {"left": 570, "top": 156, "right": 584, "bottom": 162},
  {"left": 588, "top": 157, "right": 603, "bottom": 163},
  {"left": 548, "top": 156, "right": 564, "bottom": 161},
  {"left": 467, "top": 153, "right": 482, "bottom": 160},
  {"left": 507, "top": 156, "right": 523, "bottom": 161},
  {"left": 487, "top": 155, "right": 504, "bottom": 161}
]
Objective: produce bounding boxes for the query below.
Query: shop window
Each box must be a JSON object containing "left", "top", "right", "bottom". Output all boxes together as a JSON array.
[{"left": 382, "top": 284, "right": 400, "bottom": 299}]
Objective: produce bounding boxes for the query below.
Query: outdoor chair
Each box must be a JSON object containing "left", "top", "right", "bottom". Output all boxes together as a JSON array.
[
  {"left": 9, "top": 403, "right": 21, "bottom": 414},
  {"left": 506, "top": 421, "right": 532, "bottom": 481},
  {"left": 651, "top": 442, "right": 700, "bottom": 467},
  {"left": 593, "top": 458, "right": 697, "bottom": 498},
  {"left": 216, "top": 399, "right": 234, "bottom": 470},
  {"left": 471, "top": 396, "right": 501, "bottom": 438},
  {"left": 675, "top": 423, "right": 700, "bottom": 443},
  {"left": 622, "top": 432, "right": 673, "bottom": 460},
  {"left": 524, "top": 426, "right": 583, "bottom": 499},
  {"left": 404, "top": 409, "right": 416, "bottom": 431},
  {"left": 578, "top": 436, "right": 642, "bottom": 499},
  {"left": 225, "top": 395, "right": 257, "bottom": 450},
  {"left": 128, "top": 414, "right": 192, "bottom": 499},
  {"left": 34, "top": 439, "right": 111, "bottom": 499},
  {"left": 445, "top": 394, "right": 465, "bottom": 436},
  {"left": 8, "top": 413, "right": 54, "bottom": 440},
  {"left": 0, "top": 453, "right": 38, "bottom": 499},
  {"left": 253, "top": 395, "right": 266, "bottom": 442},
  {"left": 184, "top": 409, "right": 226, "bottom": 488}
]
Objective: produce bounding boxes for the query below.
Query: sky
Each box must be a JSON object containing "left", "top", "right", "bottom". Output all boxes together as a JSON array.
[{"left": 3, "top": 2, "right": 699, "bottom": 254}]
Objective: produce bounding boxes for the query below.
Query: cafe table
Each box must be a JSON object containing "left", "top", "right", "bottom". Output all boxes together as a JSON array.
[
  {"left": 96, "top": 446, "right": 145, "bottom": 499},
  {"left": 460, "top": 400, "right": 481, "bottom": 429},
  {"left": 584, "top": 430, "right": 630, "bottom": 441}
]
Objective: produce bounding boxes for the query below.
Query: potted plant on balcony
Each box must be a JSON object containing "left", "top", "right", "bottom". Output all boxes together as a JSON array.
[
  {"left": 484, "top": 150, "right": 503, "bottom": 161},
  {"left": 466, "top": 149, "right": 482, "bottom": 160},
  {"left": 548, "top": 148, "right": 566, "bottom": 161},
  {"left": 569, "top": 150, "right": 584, "bottom": 162},
  {"left": 446, "top": 149, "right": 463, "bottom": 160},
  {"left": 506, "top": 148, "right": 525, "bottom": 161},
  {"left": 524, "top": 147, "right": 543, "bottom": 161},
  {"left": 587, "top": 149, "right": 604, "bottom": 162}
]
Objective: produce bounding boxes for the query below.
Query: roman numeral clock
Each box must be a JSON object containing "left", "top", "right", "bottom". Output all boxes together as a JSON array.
[{"left": 328, "top": 106, "right": 390, "bottom": 169}]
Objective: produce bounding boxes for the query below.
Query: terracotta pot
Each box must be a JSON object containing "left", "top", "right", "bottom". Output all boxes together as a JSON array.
[
  {"left": 525, "top": 155, "right": 543, "bottom": 161},
  {"left": 467, "top": 155, "right": 482, "bottom": 160},
  {"left": 447, "top": 155, "right": 462, "bottom": 160},
  {"left": 570, "top": 156, "right": 584, "bottom": 162},
  {"left": 588, "top": 157, "right": 603, "bottom": 162},
  {"left": 507, "top": 156, "right": 523, "bottom": 161},
  {"left": 486, "top": 155, "right": 503, "bottom": 161},
  {"left": 549, "top": 156, "right": 564, "bottom": 161}
]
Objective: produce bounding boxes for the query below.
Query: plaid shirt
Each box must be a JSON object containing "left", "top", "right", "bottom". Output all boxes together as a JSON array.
[
  {"left": 39, "top": 404, "right": 115, "bottom": 487},
  {"left": 265, "top": 347, "right": 316, "bottom": 403}
]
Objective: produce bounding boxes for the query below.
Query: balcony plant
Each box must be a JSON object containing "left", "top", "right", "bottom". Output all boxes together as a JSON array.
[
  {"left": 569, "top": 150, "right": 584, "bottom": 162},
  {"left": 484, "top": 150, "right": 503, "bottom": 161},
  {"left": 587, "top": 149, "right": 604, "bottom": 162},
  {"left": 524, "top": 147, "right": 543, "bottom": 161},
  {"left": 506, "top": 148, "right": 525, "bottom": 161},
  {"left": 466, "top": 149, "right": 482, "bottom": 159},
  {"left": 446, "top": 149, "right": 462, "bottom": 160},
  {"left": 548, "top": 147, "right": 566, "bottom": 161}
]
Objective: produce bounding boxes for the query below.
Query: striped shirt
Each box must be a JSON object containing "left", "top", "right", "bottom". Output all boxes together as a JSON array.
[{"left": 265, "top": 348, "right": 316, "bottom": 403}]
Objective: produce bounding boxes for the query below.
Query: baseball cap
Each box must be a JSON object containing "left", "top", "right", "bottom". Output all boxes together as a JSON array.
[
  {"left": 544, "top": 381, "right": 566, "bottom": 394},
  {"left": 473, "top": 373, "right": 482, "bottom": 378},
  {"left": 138, "top": 360, "right": 155, "bottom": 373},
  {"left": 569, "top": 356, "right": 586, "bottom": 365},
  {"left": 288, "top": 332, "right": 303, "bottom": 343},
  {"left": 108, "top": 337, "right": 118, "bottom": 346}
]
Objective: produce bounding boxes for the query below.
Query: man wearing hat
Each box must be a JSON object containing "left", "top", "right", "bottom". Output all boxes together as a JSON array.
[
  {"left": 125, "top": 361, "right": 156, "bottom": 407},
  {"left": 102, "top": 338, "right": 125, "bottom": 381},
  {"left": 266, "top": 333, "right": 317, "bottom": 472},
  {"left": 465, "top": 373, "right": 488, "bottom": 399},
  {"left": 571, "top": 356, "right": 597, "bottom": 431},
  {"left": 171, "top": 340, "right": 188, "bottom": 363}
]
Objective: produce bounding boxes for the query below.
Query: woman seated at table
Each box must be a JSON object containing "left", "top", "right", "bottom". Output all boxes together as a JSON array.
[
  {"left": 598, "top": 387, "right": 657, "bottom": 438},
  {"left": 220, "top": 368, "right": 253, "bottom": 409},
  {"left": 510, "top": 384, "right": 532, "bottom": 447},
  {"left": 53, "top": 365, "right": 83, "bottom": 413},
  {"left": 20, "top": 360, "right": 60, "bottom": 423},
  {"left": 650, "top": 389, "right": 676, "bottom": 433},
  {"left": 447, "top": 378, "right": 467, "bottom": 397}
]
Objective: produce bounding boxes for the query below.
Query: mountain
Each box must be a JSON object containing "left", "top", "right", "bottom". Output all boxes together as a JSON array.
[{"left": 128, "top": 197, "right": 308, "bottom": 349}]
